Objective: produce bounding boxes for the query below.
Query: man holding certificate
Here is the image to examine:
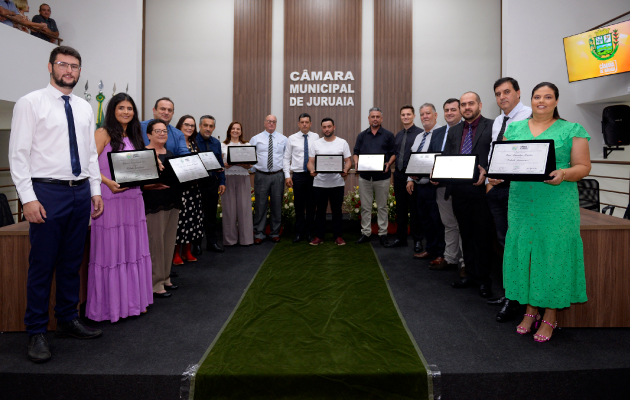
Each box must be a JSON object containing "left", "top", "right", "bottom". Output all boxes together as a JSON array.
[
  {"left": 307, "top": 118, "right": 352, "bottom": 246},
  {"left": 353, "top": 107, "right": 396, "bottom": 245}
]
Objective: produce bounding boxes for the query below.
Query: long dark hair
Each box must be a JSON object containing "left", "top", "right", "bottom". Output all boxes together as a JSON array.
[
  {"left": 103, "top": 93, "right": 145, "bottom": 152},
  {"left": 223, "top": 121, "right": 246, "bottom": 144},
  {"left": 531, "top": 82, "right": 561, "bottom": 120},
  {"left": 175, "top": 115, "right": 198, "bottom": 148}
]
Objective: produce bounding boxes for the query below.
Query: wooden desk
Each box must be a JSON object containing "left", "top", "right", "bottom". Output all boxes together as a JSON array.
[
  {"left": 0, "top": 222, "right": 89, "bottom": 332},
  {"left": 557, "top": 209, "right": 630, "bottom": 327}
]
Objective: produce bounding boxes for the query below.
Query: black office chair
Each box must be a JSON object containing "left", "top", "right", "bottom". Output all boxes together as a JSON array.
[
  {"left": 576, "top": 179, "right": 600, "bottom": 212},
  {"left": 0, "top": 193, "right": 15, "bottom": 228}
]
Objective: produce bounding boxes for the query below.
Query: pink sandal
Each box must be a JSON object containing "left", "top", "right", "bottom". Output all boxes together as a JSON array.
[
  {"left": 533, "top": 320, "right": 558, "bottom": 342},
  {"left": 516, "top": 313, "right": 541, "bottom": 335}
]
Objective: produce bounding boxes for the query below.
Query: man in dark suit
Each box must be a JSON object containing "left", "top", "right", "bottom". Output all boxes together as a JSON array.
[
  {"left": 385, "top": 104, "right": 423, "bottom": 252},
  {"left": 439, "top": 92, "right": 495, "bottom": 298}
]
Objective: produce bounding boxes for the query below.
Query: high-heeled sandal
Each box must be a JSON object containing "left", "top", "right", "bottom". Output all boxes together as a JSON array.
[
  {"left": 533, "top": 320, "right": 557, "bottom": 342},
  {"left": 516, "top": 313, "right": 541, "bottom": 335}
]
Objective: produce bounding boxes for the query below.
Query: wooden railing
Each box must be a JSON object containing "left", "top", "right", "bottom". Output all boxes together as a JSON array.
[
  {"left": 588, "top": 160, "right": 629, "bottom": 212},
  {"left": 2, "top": 14, "right": 62, "bottom": 45},
  {"left": 0, "top": 168, "right": 22, "bottom": 222}
]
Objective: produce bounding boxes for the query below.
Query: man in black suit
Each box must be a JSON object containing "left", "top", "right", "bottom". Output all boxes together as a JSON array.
[
  {"left": 385, "top": 104, "right": 423, "bottom": 252},
  {"left": 439, "top": 92, "right": 495, "bottom": 298}
]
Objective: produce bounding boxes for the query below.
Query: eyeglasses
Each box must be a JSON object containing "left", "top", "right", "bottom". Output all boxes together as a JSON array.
[
  {"left": 182, "top": 123, "right": 195, "bottom": 128},
  {"left": 266, "top": 120, "right": 277, "bottom": 124},
  {"left": 53, "top": 61, "right": 81, "bottom": 72},
  {"left": 151, "top": 129, "right": 168, "bottom": 135}
]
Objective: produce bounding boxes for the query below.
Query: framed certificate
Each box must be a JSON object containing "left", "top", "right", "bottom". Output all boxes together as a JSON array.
[
  {"left": 227, "top": 145, "right": 257, "bottom": 164},
  {"left": 107, "top": 149, "right": 161, "bottom": 188},
  {"left": 486, "top": 140, "right": 556, "bottom": 181},
  {"left": 431, "top": 154, "right": 479, "bottom": 182},
  {"left": 315, "top": 154, "right": 344, "bottom": 173},
  {"left": 162, "top": 154, "right": 210, "bottom": 185},
  {"left": 405, "top": 152, "right": 440, "bottom": 176},
  {"left": 198, "top": 151, "right": 223, "bottom": 172},
  {"left": 356, "top": 154, "right": 385, "bottom": 172}
]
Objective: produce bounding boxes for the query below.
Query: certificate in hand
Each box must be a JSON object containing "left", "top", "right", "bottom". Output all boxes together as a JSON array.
[
  {"left": 164, "top": 154, "right": 210, "bottom": 184},
  {"left": 356, "top": 154, "right": 385, "bottom": 172},
  {"left": 431, "top": 154, "right": 479, "bottom": 182},
  {"left": 198, "top": 151, "right": 223, "bottom": 171},
  {"left": 227, "top": 145, "right": 257, "bottom": 164},
  {"left": 405, "top": 153, "right": 440, "bottom": 176},
  {"left": 315, "top": 154, "right": 343, "bottom": 173},
  {"left": 108, "top": 149, "right": 161, "bottom": 188},
  {"left": 486, "top": 140, "right": 556, "bottom": 181}
]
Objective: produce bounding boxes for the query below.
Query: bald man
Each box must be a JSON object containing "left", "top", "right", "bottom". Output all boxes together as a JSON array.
[{"left": 250, "top": 115, "right": 287, "bottom": 244}]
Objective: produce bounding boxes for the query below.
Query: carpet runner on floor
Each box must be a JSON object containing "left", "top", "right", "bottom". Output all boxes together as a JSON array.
[{"left": 192, "top": 238, "right": 431, "bottom": 399}]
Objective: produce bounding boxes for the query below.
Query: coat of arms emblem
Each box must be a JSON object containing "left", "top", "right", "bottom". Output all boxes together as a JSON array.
[{"left": 588, "top": 28, "right": 619, "bottom": 60}]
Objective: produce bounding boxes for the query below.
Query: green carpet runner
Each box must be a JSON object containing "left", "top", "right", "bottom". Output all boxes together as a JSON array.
[{"left": 192, "top": 238, "right": 431, "bottom": 399}]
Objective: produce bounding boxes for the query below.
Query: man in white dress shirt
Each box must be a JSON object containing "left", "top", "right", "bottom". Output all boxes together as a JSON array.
[
  {"left": 283, "top": 113, "right": 319, "bottom": 243},
  {"left": 250, "top": 115, "right": 287, "bottom": 244},
  {"left": 9, "top": 46, "right": 104, "bottom": 363},
  {"left": 485, "top": 77, "right": 532, "bottom": 322},
  {"left": 406, "top": 103, "right": 445, "bottom": 265}
]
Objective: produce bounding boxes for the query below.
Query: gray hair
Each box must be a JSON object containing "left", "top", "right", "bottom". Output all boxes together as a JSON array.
[
  {"left": 419, "top": 103, "right": 436, "bottom": 113},
  {"left": 368, "top": 107, "right": 382, "bottom": 115}
]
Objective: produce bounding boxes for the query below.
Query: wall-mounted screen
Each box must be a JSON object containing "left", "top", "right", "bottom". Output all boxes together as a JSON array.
[{"left": 564, "top": 19, "right": 630, "bottom": 82}]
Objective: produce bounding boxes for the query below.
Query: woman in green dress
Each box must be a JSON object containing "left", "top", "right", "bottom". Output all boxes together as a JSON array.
[{"left": 497, "top": 82, "right": 591, "bottom": 342}]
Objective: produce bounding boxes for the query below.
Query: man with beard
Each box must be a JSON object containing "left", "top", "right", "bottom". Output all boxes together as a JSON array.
[
  {"left": 9, "top": 46, "right": 104, "bottom": 363},
  {"left": 438, "top": 92, "right": 495, "bottom": 298},
  {"left": 194, "top": 115, "right": 226, "bottom": 255},
  {"left": 140, "top": 97, "right": 189, "bottom": 155},
  {"left": 307, "top": 118, "right": 352, "bottom": 246}
]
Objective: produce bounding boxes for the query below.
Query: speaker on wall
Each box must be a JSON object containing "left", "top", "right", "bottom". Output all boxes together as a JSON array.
[{"left": 602, "top": 105, "right": 630, "bottom": 146}]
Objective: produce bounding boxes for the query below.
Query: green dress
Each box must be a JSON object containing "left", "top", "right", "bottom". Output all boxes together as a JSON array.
[{"left": 502, "top": 119, "right": 590, "bottom": 309}]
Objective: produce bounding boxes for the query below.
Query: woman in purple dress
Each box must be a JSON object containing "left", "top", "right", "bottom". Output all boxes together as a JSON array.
[{"left": 86, "top": 93, "right": 153, "bottom": 322}]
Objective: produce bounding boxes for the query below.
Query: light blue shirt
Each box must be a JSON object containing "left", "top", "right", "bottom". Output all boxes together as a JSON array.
[
  {"left": 249, "top": 130, "right": 287, "bottom": 173},
  {"left": 1, "top": 1, "right": 18, "bottom": 26},
  {"left": 140, "top": 120, "right": 190, "bottom": 156}
]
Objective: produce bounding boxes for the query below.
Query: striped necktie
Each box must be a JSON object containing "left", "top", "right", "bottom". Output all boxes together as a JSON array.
[
  {"left": 418, "top": 131, "right": 430, "bottom": 152},
  {"left": 267, "top": 133, "right": 273, "bottom": 171},
  {"left": 303, "top": 134, "right": 309, "bottom": 171},
  {"left": 461, "top": 125, "right": 473, "bottom": 154}
]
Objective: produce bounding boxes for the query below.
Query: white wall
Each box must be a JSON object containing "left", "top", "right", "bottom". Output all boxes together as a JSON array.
[
  {"left": 144, "top": 0, "right": 234, "bottom": 140},
  {"left": 503, "top": 0, "right": 630, "bottom": 216}
]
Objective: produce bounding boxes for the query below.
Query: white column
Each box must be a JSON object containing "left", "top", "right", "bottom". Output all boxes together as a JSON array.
[
  {"left": 270, "top": 0, "right": 285, "bottom": 134},
  {"left": 361, "top": 0, "right": 375, "bottom": 130}
]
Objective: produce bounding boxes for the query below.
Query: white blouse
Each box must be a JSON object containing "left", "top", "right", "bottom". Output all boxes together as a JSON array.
[{"left": 221, "top": 142, "right": 251, "bottom": 176}]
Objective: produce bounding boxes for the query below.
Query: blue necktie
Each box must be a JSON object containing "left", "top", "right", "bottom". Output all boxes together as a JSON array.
[
  {"left": 461, "top": 125, "right": 473, "bottom": 154},
  {"left": 62, "top": 95, "right": 81, "bottom": 176},
  {"left": 418, "top": 131, "right": 429, "bottom": 152},
  {"left": 303, "top": 134, "right": 309, "bottom": 171}
]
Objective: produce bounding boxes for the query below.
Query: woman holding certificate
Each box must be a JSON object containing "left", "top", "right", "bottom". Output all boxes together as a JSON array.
[
  {"left": 87, "top": 93, "right": 153, "bottom": 322},
  {"left": 221, "top": 122, "right": 254, "bottom": 246},
  {"left": 500, "top": 82, "right": 591, "bottom": 342},
  {"left": 172, "top": 115, "right": 205, "bottom": 265}
]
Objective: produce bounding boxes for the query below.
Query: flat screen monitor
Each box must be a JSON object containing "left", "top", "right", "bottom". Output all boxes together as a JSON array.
[{"left": 563, "top": 19, "right": 630, "bottom": 82}]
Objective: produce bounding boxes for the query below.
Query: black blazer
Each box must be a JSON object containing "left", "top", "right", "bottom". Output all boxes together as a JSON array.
[
  {"left": 443, "top": 116, "right": 493, "bottom": 171},
  {"left": 427, "top": 125, "right": 448, "bottom": 153}
]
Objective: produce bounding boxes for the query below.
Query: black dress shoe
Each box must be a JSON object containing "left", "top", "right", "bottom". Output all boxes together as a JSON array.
[
  {"left": 384, "top": 239, "right": 407, "bottom": 248},
  {"left": 206, "top": 242, "right": 225, "bottom": 253},
  {"left": 164, "top": 284, "right": 178, "bottom": 290},
  {"left": 379, "top": 236, "right": 388, "bottom": 246},
  {"left": 355, "top": 235, "right": 371, "bottom": 244},
  {"left": 487, "top": 296, "right": 506, "bottom": 306},
  {"left": 479, "top": 284, "right": 493, "bottom": 298},
  {"left": 154, "top": 291, "right": 172, "bottom": 298},
  {"left": 27, "top": 333, "right": 51, "bottom": 363},
  {"left": 413, "top": 241, "right": 423, "bottom": 253},
  {"left": 292, "top": 235, "right": 302, "bottom": 243},
  {"left": 55, "top": 318, "right": 102, "bottom": 339},
  {"left": 170, "top": 271, "right": 178, "bottom": 278},
  {"left": 451, "top": 277, "right": 475, "bottom": 289},
  {"left": 496, "top": 299, "right": 520, "bottom": 322},
  {"left": 192, "top": 244, "right": 202, "bottom": 256}
]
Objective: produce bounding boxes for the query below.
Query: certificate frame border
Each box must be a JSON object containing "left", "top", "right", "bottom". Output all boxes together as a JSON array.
[
  {"left": 227, "top": 145, "right": 258, "bottom": 165},
  {"left": 485, "top": 139, "right": 556, "bottom": 182},
  {"left": 431, "top": 154, "right": 479, "bottom": 183},
  {"left": 356, "top": 153, "right": 386, "bottom": 172},
  {"left": 162, "top": 153, "right": 211, "bottom": 186},
  {"left": 315, "top": 154, "right": 344, "bottom": 173},
  {"left": 107, "top": 148, "right": 162, "bottom": 188},
  {"left": 198, "top": 151, "right": 224, "bottom": 172},
  {"left": 405, "top": 152, "right": 441, "bottom": 177}
]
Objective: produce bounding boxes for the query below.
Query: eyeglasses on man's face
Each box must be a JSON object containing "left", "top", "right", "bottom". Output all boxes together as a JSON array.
[{"left": 53, "top": 61, "right": 81, "bottom": 72}]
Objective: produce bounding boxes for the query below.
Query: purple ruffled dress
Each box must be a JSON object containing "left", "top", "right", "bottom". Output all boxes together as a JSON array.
[{"left": 86, "top": 138, "right": 153, "bottom": 322}]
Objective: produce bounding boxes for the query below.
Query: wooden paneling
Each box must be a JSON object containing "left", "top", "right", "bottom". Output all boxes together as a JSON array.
[
  {"left": 283, "top": 0, "right": 362, "bottom": 147},
  {"left": 233, "top": 0, "right": 273, "bottom": 141},
  {"left": 374, "top": 0, "right": 412, "bottom": 135}
]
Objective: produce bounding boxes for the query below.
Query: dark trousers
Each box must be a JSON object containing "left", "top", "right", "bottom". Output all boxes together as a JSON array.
[
  {"left": 393, "top": 172, "right": 421, "bottom": 242},
  {"left": 25, "top": 181, "right": 91, "bottom": 335},
  {"left": 314, "top": 186, "right": 344, "bottom": 240},
  {"left": 292, "top": 172, "right": 315, "bottom": 237},
  {"left": 416, "top": 183, "right": 445, "bottom": 257},
  {"left": 486, "top": 184, "right": 509, "bottom": 247},
  {"left": 451, "top": 185, "right": 494, "bottom": 286},
  {"left": 196, "top": 176, "right": 219, "bottom": 245}
]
